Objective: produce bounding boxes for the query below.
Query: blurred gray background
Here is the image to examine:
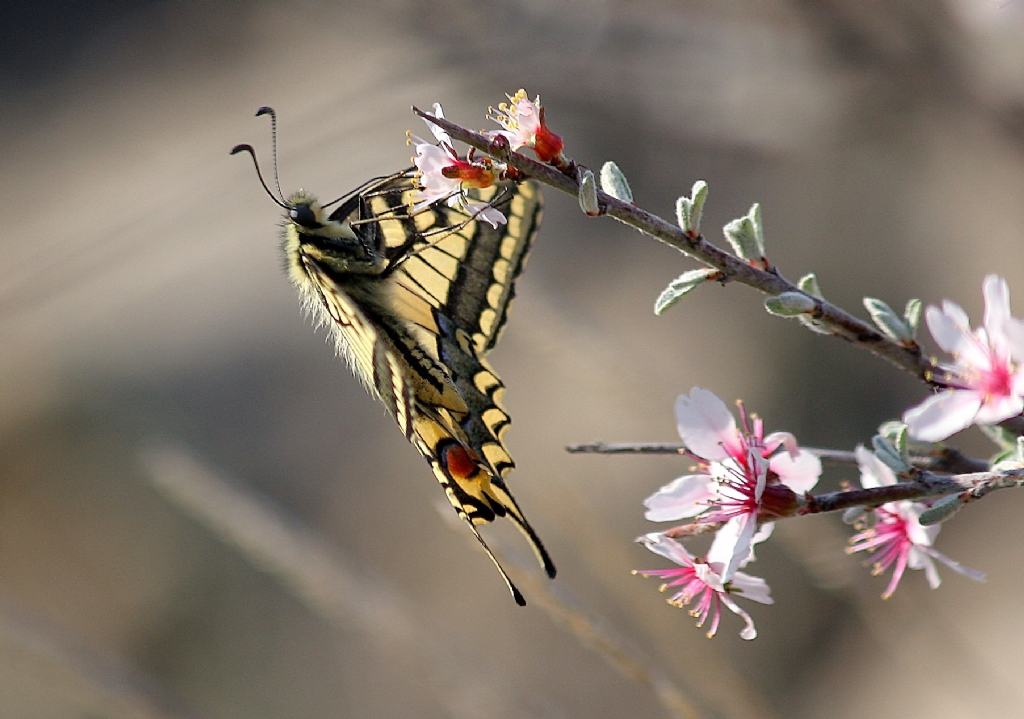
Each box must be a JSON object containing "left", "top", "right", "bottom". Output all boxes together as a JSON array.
[{"left": 3, "top": 1, "right": 1024, "bottom": 717}]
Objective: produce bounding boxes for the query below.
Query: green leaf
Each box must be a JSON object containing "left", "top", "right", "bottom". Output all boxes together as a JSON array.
[
  {"left": 796, "top": 274, "right": 831, "bottom": 334},
  {"left": 675, "top": 180, "right": 708, "bottom": 235},
  {"left": 578, "top": 168, "right": 599, "bottom": 215},
  {"left": 599, "top": 161, "right": 633, "bottom": 203},
  {"left": 654, "top": 267, "right": 719, "bottom": 315},
  {"left": 903, "top": 299, "right": 922, "bottom": 339},
  {"left": 918, "top": 494, "right": 966, "bottom": 526},
  {"left": 872, "top": 434, "right": 909, "bottom": 473},
  {"left": 798, "top": 273, "right": 823, "bottom": 298},
  {"left": 864, "top": 297, "right": 912, "bottom": 342},
  {"left": 765, "top": 292, "right": 816, "bottom": 316},
  {"left": 722, "top": 203, "right": 765, "bottom": 262}
]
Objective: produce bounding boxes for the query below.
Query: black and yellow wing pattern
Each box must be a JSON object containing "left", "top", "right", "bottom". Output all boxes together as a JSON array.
[{"left": 280, "top": 171, "right": 553, "bottom": 604}]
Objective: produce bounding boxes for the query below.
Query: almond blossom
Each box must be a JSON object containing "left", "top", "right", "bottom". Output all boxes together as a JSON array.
[
  {"left": 642, "top": 387, "right": 821, "bottom": 581},
  {"left": 635, "top": 531, "right": 773, "bottom": 640},
  {"left": 846, "top": 446, "right": 985, "bottom": 598},
  {"left": 488, "top": 89, "right": 565, "bottom": 164},
  {"left": 410, "top": 103, "right": 507, "bottom": 228},
  {"left": 903, "top": 275, "right": 1024, "bottom": 442}
]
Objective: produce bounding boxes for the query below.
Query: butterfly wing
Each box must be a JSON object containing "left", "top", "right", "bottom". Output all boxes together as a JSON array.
[{"left": 353, "top": 180, "right": 554, "bottom": 578}]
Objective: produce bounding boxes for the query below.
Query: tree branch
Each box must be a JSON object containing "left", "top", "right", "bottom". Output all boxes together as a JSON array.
[{"left": 414, "top": 106, "right": 934, "bottom": 382}]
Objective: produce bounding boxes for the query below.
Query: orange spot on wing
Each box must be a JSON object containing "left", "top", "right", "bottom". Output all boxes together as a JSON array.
[{"left": 443, "top": 444, "right": 479, "bottom": 480}]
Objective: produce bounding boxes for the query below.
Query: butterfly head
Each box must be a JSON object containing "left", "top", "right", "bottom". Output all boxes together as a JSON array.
[
  {"left": 282, "top": 190, "right": 385, "bottom": 277},
  {"left": 286, "top": 193, "right": 325, "bottom": 230},
  {"left": 284, "top": 191, "right": 332, "bottom": 231}
]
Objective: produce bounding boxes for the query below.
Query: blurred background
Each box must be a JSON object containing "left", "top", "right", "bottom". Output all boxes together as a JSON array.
[{"left": 3, "top": 1, "right": 1024, "bottom": 717}]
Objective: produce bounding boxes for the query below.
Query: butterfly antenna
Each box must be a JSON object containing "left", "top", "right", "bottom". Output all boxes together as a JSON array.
[
  {"left": 230, "top": 143, "right": 288, "bottom": 210},
  {"left": 255, "top": 106, "right": 287, "bottom": 203}
]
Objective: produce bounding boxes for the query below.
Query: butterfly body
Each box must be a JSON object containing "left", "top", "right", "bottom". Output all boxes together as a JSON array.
[{"left": 279, "top": 172, "right": 553, "bottom": 603}]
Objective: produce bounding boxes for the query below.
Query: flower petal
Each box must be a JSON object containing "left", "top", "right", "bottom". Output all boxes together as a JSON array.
[
  {"left": 729, "top": 570, "right": 773, "bottom": 605},
  {"left": 422, "top": 102, "right": 452, "bottom": 146},
  {"left": 1003, "top": 318, "right": 1024, "bottom": 364},
  {"left": 675, "top": 388, "right": 738, "bottom": 461},
  {"left": 974, "top": 393, "right": 1024, "bottom": 425},
  {"left": 982, "top": 275, "right": 1011, "bottom": 335},
  {"left": 643, "top": 474, "right": 716, "bottom": 521},
  {"left": 456, "top": 197, "right": 506, "bottom": 228},
  {"left": 770, "top": 450, "right": 822, "bottom": 494},
  {"left": 638, "top": 532, "right": 697, "bottom": 568},
  {"left": 920, "top": 545, "right": 987, "bottom": 583},
  {"left": 740, "top": 522, "right": 774, "bottom": 567},
  {"left": 718, "top": 593, "right": 759, "bottom": 640},
  {"left": 855, "top": 444, "right": 898, "bottom": 488},
  {"left": 903, "top": 390, "right": 983, "bottom": 442},
  {"left": 926, "top": 303, "right": 970, "bottom": 354},
  {"left": 900, "top": 502, "right": 940, "bottom": 546},
  {"left": 709, "top": 514, "right": 759, "bottom": 582},
  {"left": 908, "top": 547, "right": 942, "bottom": 589}
]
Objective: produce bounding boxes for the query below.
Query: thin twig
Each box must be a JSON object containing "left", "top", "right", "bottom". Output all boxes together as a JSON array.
[
  {"left": 567, "top": 441, "right": 687, "bottom": 456},
  {"left": 566, "top": 441, "right": 990, "bottom": 473}
]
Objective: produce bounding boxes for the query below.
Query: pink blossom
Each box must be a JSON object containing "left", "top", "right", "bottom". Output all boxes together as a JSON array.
[
  {"left": 636, "top": 532, "right": 773, "bottom": 640},
  {"left": 410, "top": 104, "right": 506, "bottom": 228},
  {"left": 847, "top": 446, "right": 985, "bottom": 598},
  {"left": 642, "top": 388, "right": 821, "bottom": 580},
  {"left": 488, "top": 89, "right": 564, "bottom": 164},
  {"left": 903, "top": 275, "right": 1024, "bottom": 442}
]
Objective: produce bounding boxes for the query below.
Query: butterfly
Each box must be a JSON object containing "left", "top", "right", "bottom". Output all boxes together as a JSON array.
[{"left": 233, "top": 107, "right": 554, "bottom": 604}]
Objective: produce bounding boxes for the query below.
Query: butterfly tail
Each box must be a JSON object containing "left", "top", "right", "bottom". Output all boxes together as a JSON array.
[
  {"left": 507, "top": 504, "right": 557, "bottom": 579},
  {"left": 414, "top": 413, "right": 559, "bottom": 603}
]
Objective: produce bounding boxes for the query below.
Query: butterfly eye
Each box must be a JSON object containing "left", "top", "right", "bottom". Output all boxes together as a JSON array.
[{"left": 290, "top": 204, "right": 320, "bottom": 228}]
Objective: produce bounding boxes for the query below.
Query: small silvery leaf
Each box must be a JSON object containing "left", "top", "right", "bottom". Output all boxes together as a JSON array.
[
  {"left": 578, "top": 167, "right": 599, "bottom": 215},
  {"left": 798, "top": 273, "right": 823, "bottom": 298},
  {"left": 600, "top": 161, "right": 633, "bottom": 203},
  {"left": 676, "top": 180, "right": 709, "bottom": 236},
  {"left": 722, "top": 204, "right": 765, "bottom": 262},
  {"left": 918, "top": 494, "right": 966, "bottom": 526},
  {"left": 903, "top": 299, "right": 922, "bottom": 339},
  {"left": 864, "top": 297, "right": 912, "bottom": 343},
  {"left": 872, "top": 434, "right": 909, "bottom": 473},
  {"left": 765, "top": 292, "right": 816, "bottom": 316},
  {"left": 722, "top": 215, "right": 757, "bottom": 259},
  {"left": 749, "top": 203, "right": 766, "bottom": 257},
  {"left": 796, "top": 274, "right": 831, "bottom": 334},
  {"left": 878, "top": 421, "right": 907, "bottom": 443},
  {"left": 893, "top": 424, "right": 908, "bottom": 462},
  {"left": 654, "top": 267, "right": 719, "bottom": 315},
  {"left": 723, "top": 203, "right": 766, "bottom": 261}
]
